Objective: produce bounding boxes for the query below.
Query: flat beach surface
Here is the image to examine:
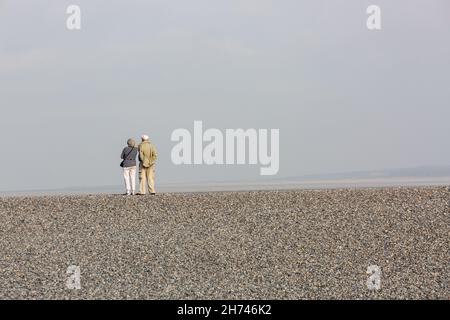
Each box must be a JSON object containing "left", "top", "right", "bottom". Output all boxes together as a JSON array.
[{"left": 0, "top": 187, "right": 448, "bottom": 299}]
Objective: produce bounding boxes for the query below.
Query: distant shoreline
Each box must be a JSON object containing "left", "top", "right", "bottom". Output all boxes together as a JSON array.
[{"left": 1, "top": 176, "right": 449, "bottom": 198}]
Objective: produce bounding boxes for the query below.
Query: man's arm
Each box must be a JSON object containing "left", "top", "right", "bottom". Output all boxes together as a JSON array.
[
  {"left": 151, "top": 145, "right": 157, "bottom": 161},
  {"left": 139, "top": 145, "right": 144, "bottom": 162}
]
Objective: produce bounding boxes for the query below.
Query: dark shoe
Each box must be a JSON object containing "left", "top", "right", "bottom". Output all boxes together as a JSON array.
[
  {"left": 150, "top": 193, "right": 156, "bottom": 195},
  {"left": 136, "top": 193, "right": 145, "bottom": 196}
]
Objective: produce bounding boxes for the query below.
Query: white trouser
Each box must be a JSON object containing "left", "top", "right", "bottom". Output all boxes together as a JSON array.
[{"left": 123, "top": 166, "right": 136, "bottom": 194}]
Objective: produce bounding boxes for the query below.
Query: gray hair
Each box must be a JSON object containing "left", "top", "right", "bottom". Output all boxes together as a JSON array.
[{"left": 127, "top": 138, "right": 135, "bottom": 147}]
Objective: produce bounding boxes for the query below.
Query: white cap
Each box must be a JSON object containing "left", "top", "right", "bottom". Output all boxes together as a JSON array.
[{"left": 141, "top": 134, "right": 149, "bottom": 141}]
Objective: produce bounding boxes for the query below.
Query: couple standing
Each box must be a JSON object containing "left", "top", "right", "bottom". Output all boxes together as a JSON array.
[{"left": 120, "top": 135, "right": 157, "bottom": 196}]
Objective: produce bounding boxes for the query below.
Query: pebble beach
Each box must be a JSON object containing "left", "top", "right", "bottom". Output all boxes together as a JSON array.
[{"left": 0, "top": 186, "right": 448, "bottom": 299}]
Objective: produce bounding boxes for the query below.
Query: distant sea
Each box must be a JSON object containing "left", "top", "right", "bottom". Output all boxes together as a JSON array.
[
  {"left": 2, "top": 176, "right": 450, "bottom": 197},
  {"left": 2, "top": 166, "right": 450, "bottom": 196}
]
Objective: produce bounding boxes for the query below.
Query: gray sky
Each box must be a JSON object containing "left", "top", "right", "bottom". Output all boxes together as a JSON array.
[{"left": 1, "top": 0, "right": 449, "bottom": 191}]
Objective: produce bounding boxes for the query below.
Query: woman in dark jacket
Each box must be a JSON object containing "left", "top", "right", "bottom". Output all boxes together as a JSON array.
[{"left": 120, "top": 138, "right": 138, "bottom": 195}]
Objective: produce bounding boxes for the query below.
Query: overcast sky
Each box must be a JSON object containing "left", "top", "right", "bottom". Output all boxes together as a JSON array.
[{"left": 1, "top": 0, "right": 449, "bottom": 191}]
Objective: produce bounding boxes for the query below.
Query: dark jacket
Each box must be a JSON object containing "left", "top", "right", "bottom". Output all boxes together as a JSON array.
[{"left": 120, "top": 146, "right": 138, "bottom": 168}]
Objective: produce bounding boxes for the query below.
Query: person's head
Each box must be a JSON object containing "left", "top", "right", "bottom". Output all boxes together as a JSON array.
[
  {"left": 141, "top": 134, "right": 149, "bottom": 142},
  {"left": 127, "top": 138, "right": 135, "bottom": 147}
]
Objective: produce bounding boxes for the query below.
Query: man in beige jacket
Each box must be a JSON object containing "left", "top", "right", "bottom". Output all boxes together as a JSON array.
[{"left": 137, "top": 134, "right": 157, "bottom": 195}]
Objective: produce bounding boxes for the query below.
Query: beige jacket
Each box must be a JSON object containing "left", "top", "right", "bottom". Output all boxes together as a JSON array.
[{"left": 138, "top": 141, "right": 157, "bottom": 168}]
